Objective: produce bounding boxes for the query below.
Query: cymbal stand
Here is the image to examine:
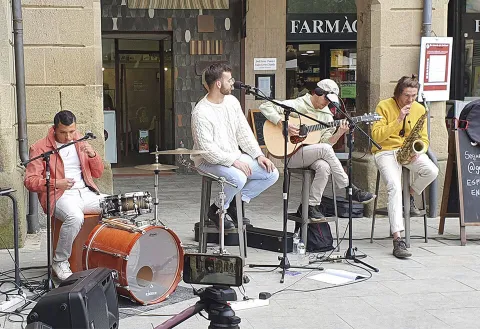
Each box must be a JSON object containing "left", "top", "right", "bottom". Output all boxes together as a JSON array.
[
  {"left": 152, "top": 146, "right": 165, "bottom": 226},
  {"left": 178, "top": 156, "right": 237, "bottom": 255}
]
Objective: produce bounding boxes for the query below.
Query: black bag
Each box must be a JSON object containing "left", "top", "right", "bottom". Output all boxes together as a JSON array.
[
  {"left": 295, "top": 221, "right": 334, "bottom": 252},
  {"left": 321, "top": 195, "right": 364, "bottom": 218}
]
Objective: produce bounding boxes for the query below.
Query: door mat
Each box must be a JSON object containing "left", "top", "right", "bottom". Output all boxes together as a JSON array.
[{"left": 118, "top": 286, "right": 194, "bottom": 319}]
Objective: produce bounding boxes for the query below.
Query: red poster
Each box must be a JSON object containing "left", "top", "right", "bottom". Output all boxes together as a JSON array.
[{"left": 422, "top": 43, "right": 450, "bottom": 91}]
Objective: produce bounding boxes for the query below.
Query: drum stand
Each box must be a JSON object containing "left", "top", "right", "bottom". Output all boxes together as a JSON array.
[{"left": 178, "top": 156, "right": 237, "bottom": 255}]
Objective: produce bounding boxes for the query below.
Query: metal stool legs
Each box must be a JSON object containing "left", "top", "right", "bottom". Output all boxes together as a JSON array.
[
  {"left": 371, "top": 168, "right": 428, "bottom": 246},
  {"left": 198, "top": 176, "right": 246, "bottom": 260},
  {"left": 370, "top": 171, "right": 381, "bottom": 243}
]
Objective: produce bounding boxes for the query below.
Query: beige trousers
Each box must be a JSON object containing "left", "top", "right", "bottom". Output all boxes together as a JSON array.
[
  {"left": 287, "top": 144, "right": 349, "bottom": 205},
  {"left": 374, "top": 150, "right": 439, "bottom": 234}
]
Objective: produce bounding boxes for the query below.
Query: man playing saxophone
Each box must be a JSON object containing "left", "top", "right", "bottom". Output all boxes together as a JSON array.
[{"left": 371, "top": 75, "right": 438, "bottom": 259}]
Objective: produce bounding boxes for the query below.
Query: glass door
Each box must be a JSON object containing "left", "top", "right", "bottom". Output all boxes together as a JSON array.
[{"left": 102, "top": 38, "right": 174, "bottom": 167}]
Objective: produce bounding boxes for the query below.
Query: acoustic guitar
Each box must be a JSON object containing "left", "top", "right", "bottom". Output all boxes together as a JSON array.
[{"left": 263, "top": 113, "right": 382, "bottom": 158}]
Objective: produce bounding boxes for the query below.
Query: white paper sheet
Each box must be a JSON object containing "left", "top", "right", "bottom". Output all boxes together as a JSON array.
[{"left": 307, "top": 269, "right": 365, "bottom": 285}]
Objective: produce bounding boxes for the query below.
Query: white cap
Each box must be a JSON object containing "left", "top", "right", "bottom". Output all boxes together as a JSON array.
[{"left": 314, "top": 79, "right": 340, "bottom": 104}]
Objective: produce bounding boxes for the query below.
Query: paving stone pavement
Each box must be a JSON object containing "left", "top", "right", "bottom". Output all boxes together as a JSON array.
[{"left": 2, "top": 173, "right": 480, "bottom": 329}]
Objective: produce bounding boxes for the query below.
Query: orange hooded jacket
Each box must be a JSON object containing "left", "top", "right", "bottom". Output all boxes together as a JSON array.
[{"left": 24, "top": 126, "right": 104, "bottom": 216}]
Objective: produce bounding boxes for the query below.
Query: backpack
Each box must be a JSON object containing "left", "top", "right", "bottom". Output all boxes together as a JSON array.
[
  {"left": 459, "top": 100, "right": 480, "bottom": 145},
  {"left": 321, "top": 195, "right": 364, "bottom": 218},
  {"left": 295, "top": 221, "right": 334, "bottom": 252}
]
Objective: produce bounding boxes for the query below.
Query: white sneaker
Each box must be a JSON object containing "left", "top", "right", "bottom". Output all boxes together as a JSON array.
[{"left": 52, "top": 260, "right": 73, "bottom": 281}]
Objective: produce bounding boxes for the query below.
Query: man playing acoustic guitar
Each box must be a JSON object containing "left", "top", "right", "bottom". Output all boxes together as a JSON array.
[{"left": 259, "top": 79, "right": 375, "bottom": 220}]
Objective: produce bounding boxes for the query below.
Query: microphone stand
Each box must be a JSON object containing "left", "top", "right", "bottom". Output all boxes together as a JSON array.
[
  {"left": 326, "top": 96, "right": 380, "bottom": 272},
  {"left": 20, "top": 134, "right": 95, "bottom": 293},
  {"left": 243, "top": 87, "right": 331, "bottom": 283}
]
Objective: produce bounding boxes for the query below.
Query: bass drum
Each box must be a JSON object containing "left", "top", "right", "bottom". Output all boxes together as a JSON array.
[{"left": 83, "top": 224, "right": 183, "bottom": 305}]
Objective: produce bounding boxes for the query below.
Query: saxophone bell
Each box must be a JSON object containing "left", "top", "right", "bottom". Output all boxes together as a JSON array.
[{"left": 412, "top": 139, "right": 426, "bottom": 154}]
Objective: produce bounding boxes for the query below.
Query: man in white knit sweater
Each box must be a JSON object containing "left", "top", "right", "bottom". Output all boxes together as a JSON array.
[{"left": 192, "top": 63, "right": 279, "bottom": 229}]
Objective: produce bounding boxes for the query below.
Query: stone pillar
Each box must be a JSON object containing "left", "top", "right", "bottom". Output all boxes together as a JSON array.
[
  {"left": 245, "top": 0, "right": 286, "bottom": 167},
  {"left": 354, "top": 0, "right": 449, "bottom": 215}
]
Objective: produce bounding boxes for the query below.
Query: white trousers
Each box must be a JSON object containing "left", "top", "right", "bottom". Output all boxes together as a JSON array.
[
  {"left": 53, "top": 187, "right": 106, "bottom": 262},
  {"left": 287, "top": 144, "right": 349, "bottom": 205},
  {"left": 198, "top": 153, "right": 279, "bottom": 209},
  {"left": 374, "top": 150, "right": 439, "bottom": 234}
]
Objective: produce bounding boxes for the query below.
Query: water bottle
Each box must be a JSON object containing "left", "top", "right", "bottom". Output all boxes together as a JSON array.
[
  {"left": 297, "top": 240, "right": 307, "bottom": 266},
  {"left": 292, "top": 231, "right": 300, "bottom": 254},
  {"left": 179, "top": 140, "right": 185, "bottom": 149}
]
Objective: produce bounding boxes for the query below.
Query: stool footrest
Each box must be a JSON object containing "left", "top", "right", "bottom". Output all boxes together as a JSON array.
[
  {"left": 288, "top": 213, "right": 338, "bottom": 224},
  {"left": 374, "top": 208, "right": 427, "bottom": 217}
]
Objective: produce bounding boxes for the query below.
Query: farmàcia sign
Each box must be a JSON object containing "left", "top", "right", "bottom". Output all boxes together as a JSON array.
[{"left": 287, "top": 14, "right": 357, "bottom": 41}]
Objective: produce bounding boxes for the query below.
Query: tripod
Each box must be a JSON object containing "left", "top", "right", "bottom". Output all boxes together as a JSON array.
[
  {"left": 326, "top": 96, "right": 380, "bottom": 272},
  {"left": 21, "top": 133, "right": 96, "bottom": 292},
  {"left": 154, "top": 286, "right": 240, "bottom": 329},
  {"left": 241, "top": 87, "right": 329, "bottom": 283}
]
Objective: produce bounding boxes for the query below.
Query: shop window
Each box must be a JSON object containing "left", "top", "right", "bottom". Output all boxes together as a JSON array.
[{"left": 464, "top": 39, "right": 480, "bottom": 98}]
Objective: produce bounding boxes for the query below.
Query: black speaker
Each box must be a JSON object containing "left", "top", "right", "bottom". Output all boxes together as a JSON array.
[{"left": 27, "top": 268, "right": 119, "bottom": 329}]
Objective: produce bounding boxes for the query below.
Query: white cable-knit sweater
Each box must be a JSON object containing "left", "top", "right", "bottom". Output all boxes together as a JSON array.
[{"left": 191, "top": 94, "right": 263, "bottom": 167}]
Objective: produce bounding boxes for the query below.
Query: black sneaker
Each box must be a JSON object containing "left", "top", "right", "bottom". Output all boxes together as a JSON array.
[
  {"left": 207, "top": 204, "right": 235, "bottom": 230},
  {"left": 410, "top": 196, "right": 422, "bottom": 216},
  {"left": 351, "top": 185, "right": 376, "bottom": 204},
  {"left": 393, "top": 237, "right": 412, "bottom": 258},
  {"left": 297, "top": 204, "right": 325, "bottom": 221},
  {"left": 227, "top": 202, "right": 251, "bottom": 226}
]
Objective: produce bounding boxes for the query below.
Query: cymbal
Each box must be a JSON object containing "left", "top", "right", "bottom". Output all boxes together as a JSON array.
[
  {"left": 134, "top": 164, "right": 179, "bottom": 171},
  {"left": 150, "top": 148, "right": 208, "bottom": 155}
]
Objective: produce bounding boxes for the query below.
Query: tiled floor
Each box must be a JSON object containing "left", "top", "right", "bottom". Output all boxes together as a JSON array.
[{"left": 2, "top": 174, "right": 480, "bottom": 329}]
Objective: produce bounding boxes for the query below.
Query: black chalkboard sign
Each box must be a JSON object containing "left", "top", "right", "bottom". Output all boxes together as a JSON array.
[
  {"left": 249, "top": 109, "right": 267, "bottom": 148},
  {"left": 440, "top": 127, "right": 480, "bottom": 245},
  {"left": 456, "top": 129, "right": 480, "bottom": 224}
]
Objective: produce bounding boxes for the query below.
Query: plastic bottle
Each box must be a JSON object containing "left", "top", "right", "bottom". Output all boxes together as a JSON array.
[
  {"left": 292, "top": 230, "right": 300, "bottom": 254},
  {"left": 297, "top": 240, "right": 307, "bottom": 266},
  {"left": 179, "top": 140, "right": 185, "bottom": 149}
]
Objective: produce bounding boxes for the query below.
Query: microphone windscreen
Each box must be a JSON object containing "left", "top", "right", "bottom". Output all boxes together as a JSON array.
[{"left": 233, "top": 81, "right": 244, "bottom": 89}]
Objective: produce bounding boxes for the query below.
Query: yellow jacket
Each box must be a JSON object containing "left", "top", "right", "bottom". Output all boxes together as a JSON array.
[{"left": 371, "top": 98, "right": 429, "bottom": 154}]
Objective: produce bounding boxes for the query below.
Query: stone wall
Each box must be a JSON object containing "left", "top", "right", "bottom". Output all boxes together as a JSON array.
[
  {"left": 0, "top": 0, "right": 112, "bottom": 248},
  {"left": 0, "top": 0, "right": 27, "bottom": 248}
]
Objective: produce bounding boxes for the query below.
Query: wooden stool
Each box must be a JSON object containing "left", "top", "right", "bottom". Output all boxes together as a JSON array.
[
  {"left": 287, "top": 168, "right": 340, "bottom": 251},
  {"left": 51, "top": 214, "right": 102, "bottom": 272},
  {"left": 198, "top": 176, "right": 247, "bottom": 261},
  {"left": 371, "top": 168, "right": 428, "bottom": 247}
]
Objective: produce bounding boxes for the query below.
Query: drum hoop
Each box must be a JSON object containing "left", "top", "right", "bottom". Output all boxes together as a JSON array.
[{"left": 84, "top": 223, "right": 107, "bottom": 270}]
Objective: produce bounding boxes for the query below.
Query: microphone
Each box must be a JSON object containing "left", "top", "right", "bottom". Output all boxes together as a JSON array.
[
  {"left": 328, "top": 102, "right": 339, "bottom": 111},
  {"left": 233, "top": 81, "right": 254, "bottom": 90},
  {"left": 85, "top": 131, "right": 96, "bottom": 139}
]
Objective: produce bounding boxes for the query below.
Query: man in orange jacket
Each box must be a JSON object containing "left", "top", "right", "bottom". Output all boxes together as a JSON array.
[{"left": 25, "top": 110, "right": 105, "bottom": 280}]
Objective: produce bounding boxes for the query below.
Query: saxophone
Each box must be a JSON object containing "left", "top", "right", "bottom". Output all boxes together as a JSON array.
[{"left": 396, "top": 96, "right": 429, "bottom": 165}]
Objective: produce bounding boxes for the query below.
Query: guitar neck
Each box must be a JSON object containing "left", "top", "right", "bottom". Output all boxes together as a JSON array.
[{"left": 306, "top": 116, "right": 365, "bottom": 133}]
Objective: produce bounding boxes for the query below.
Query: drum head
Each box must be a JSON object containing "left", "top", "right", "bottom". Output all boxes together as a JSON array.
[{"left": 126, "top": 227, "right": 183, "bottom": 304}]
